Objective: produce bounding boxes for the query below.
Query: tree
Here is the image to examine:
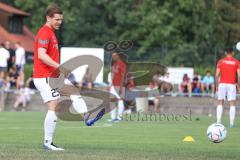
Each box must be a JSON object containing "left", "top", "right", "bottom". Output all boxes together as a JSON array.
[{"left": 7, "top": 0, "right": 240, "bottom": 67}]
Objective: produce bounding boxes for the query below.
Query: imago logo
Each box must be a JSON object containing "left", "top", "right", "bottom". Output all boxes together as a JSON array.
[
  {"left": 49, "top": 55, "right": 117, "bottom": 122},
  {"left": 48, "top": 41, "right": 167, "bottom": 123},
  {"left": 103, "top": 40, "right": 133, "bottom": 52}
]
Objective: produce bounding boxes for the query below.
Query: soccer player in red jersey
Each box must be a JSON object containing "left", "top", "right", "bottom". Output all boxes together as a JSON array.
[
  {"left": 215, "top": 47, "right": 240, "bottom": 128},
  {"left": 33, "top": 4, "right": 64, "bottom": 151},
  {"left": 109, "top": 53, "right": 127, "bottom": 121},
  {"left": 33, "top": 5, "right": 105, "bottom": 150}
]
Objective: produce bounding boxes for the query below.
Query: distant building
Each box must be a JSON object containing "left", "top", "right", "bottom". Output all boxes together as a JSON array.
[{"left": 0, "top": 2, "right": 35, "bottom": 62}]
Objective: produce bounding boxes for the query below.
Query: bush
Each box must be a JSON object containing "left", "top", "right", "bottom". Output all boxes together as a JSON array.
[{"left": 24, "top": 63, "right": 33, "bottom": 81}]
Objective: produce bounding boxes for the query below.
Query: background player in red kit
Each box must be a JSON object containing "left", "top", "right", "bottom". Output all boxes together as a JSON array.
[
  {"left": 33, "top": 4, "right": 64, "bottom": 151},
  {"left": 109, "top": 53, "right": 127, "bottom": 121},
  {"left": 215, "top": 47, "right": 240, "bottom": 128}
]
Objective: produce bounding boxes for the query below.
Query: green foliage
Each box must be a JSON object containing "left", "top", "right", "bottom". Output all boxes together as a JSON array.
[
  {"left": 24, "top": 63, "right": 33, "bottom": 81},
  {"left": 213, "top": 0, "right": 240, "bottom": 47},
  {"left": 194, "top": 66, "right": 215, "bottom": 77},
  {"left": 127, "top": 62, "right": 167, "bottom": 85},
  {"left": 5, "top": 0, "right": 240, "bottom": 68},
  {"left": 103, "top": 64, "right": 110, "bottom": 83},
  {"left": 13, "top": 0, "right": 73, "bottom": 35}
]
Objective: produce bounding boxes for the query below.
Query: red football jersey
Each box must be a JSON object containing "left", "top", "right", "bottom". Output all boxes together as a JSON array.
[
  {"left": 112, "top": 60, "right": 126, "bottom": 86},
  {"left": 33, "top": 25, "right": 59, "bottom": 78},
  {"left": 217, "top": 56, "right": 240, "bottom": 84}
]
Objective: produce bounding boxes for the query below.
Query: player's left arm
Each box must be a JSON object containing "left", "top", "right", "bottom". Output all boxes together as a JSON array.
[{"left": 237, "top": 64, "right": 240, "bottom": 92}]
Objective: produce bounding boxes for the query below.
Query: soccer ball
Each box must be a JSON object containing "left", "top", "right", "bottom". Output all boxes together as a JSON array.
[
  {"left": 207, "top": 123, "right": 227, "bottom": 143},
  {"left": 236, "top": 42, "right": 240, "bottom": 51}
]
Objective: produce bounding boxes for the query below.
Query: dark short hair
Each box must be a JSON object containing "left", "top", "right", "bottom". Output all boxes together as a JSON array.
[
  {"left": 45, "top": 4, "right": 63, "bottom": 18},
  {"left": 206, "top": 70, "right": 211, "bottom": 74},
  {"left": 225, "top": 47, "right": 234, "bottom": 54}
]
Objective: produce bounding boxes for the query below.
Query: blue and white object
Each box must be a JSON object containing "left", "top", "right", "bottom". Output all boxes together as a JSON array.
[
  {"left": 207, "top": 123, "right": 227, "bottom": 143},
  {"left": 236, "top": 42, "right": 240, "bottom": 51},
  {"left": 85, "top": 108, "right": 105, "bottom": 126}
]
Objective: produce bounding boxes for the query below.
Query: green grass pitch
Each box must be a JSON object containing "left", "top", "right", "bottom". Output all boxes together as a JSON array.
[{"left": 0, "top": 112, "right": 239, "bottom": 160}]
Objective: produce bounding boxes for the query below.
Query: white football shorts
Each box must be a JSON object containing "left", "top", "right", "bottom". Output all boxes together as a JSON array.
[
  {"left": 217, "top": 83, "right": 236, "bottom": 101},
  {"left": 33, "top": 78, "right": 60, "bottom": 103}
]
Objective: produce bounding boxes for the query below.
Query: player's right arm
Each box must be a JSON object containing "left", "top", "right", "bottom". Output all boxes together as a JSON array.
[
  {"left": 215, "top": 61, "right": 221, "bottom": 91},
  {"left": 38, "top": 48, "right": 59, "bottom": 68},
  {"left": 37, "top": 29, "right": 59, "bottom": 69},
  {"left": 37, "top": 29, "right": 70, "bottom": 77},
  {"left": 38, "top": 48, "right": 70, "bottom": 76}
]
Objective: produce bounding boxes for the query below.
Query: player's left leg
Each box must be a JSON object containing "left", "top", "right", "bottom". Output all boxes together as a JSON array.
[
  {"left": 216, "top": 100, "right": 224, "bottom": 123},
  {"left": 70, "top": 93, "right": 105, "bottom": 126},
  {"left": 85, "top": 107, "right": 105, "bottom": 126},
  {"left": 117, "top": 99, "right": 124, "bottom": 120},
  {"left": 117, "top": 87, "right": 125, "bottom": 120},
  {"left": 109, "top": 86, "right": 121, "bottom": 121},
  {"left": 59, "top": 84, "right": 105, "bottom": 126},
  {"left": 70, "top": 95, "right": 88, "bottom": 114}
]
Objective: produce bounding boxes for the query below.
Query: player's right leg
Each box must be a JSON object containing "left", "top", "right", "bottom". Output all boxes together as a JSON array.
[
  {"left": 229, "top": 100, "right": 236, "bottom": 128},
  {"left": 227, "top": 84, "right": 237, "bottom": 128},
  {"left": 109, "top": 86, "right": 119, "bottom": 121},
  {"left": 216, "top": 83, "right": 225, "bottom": 123},
  {"left": 33, "top": 78, "right": 64, "bottom": 151}
]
